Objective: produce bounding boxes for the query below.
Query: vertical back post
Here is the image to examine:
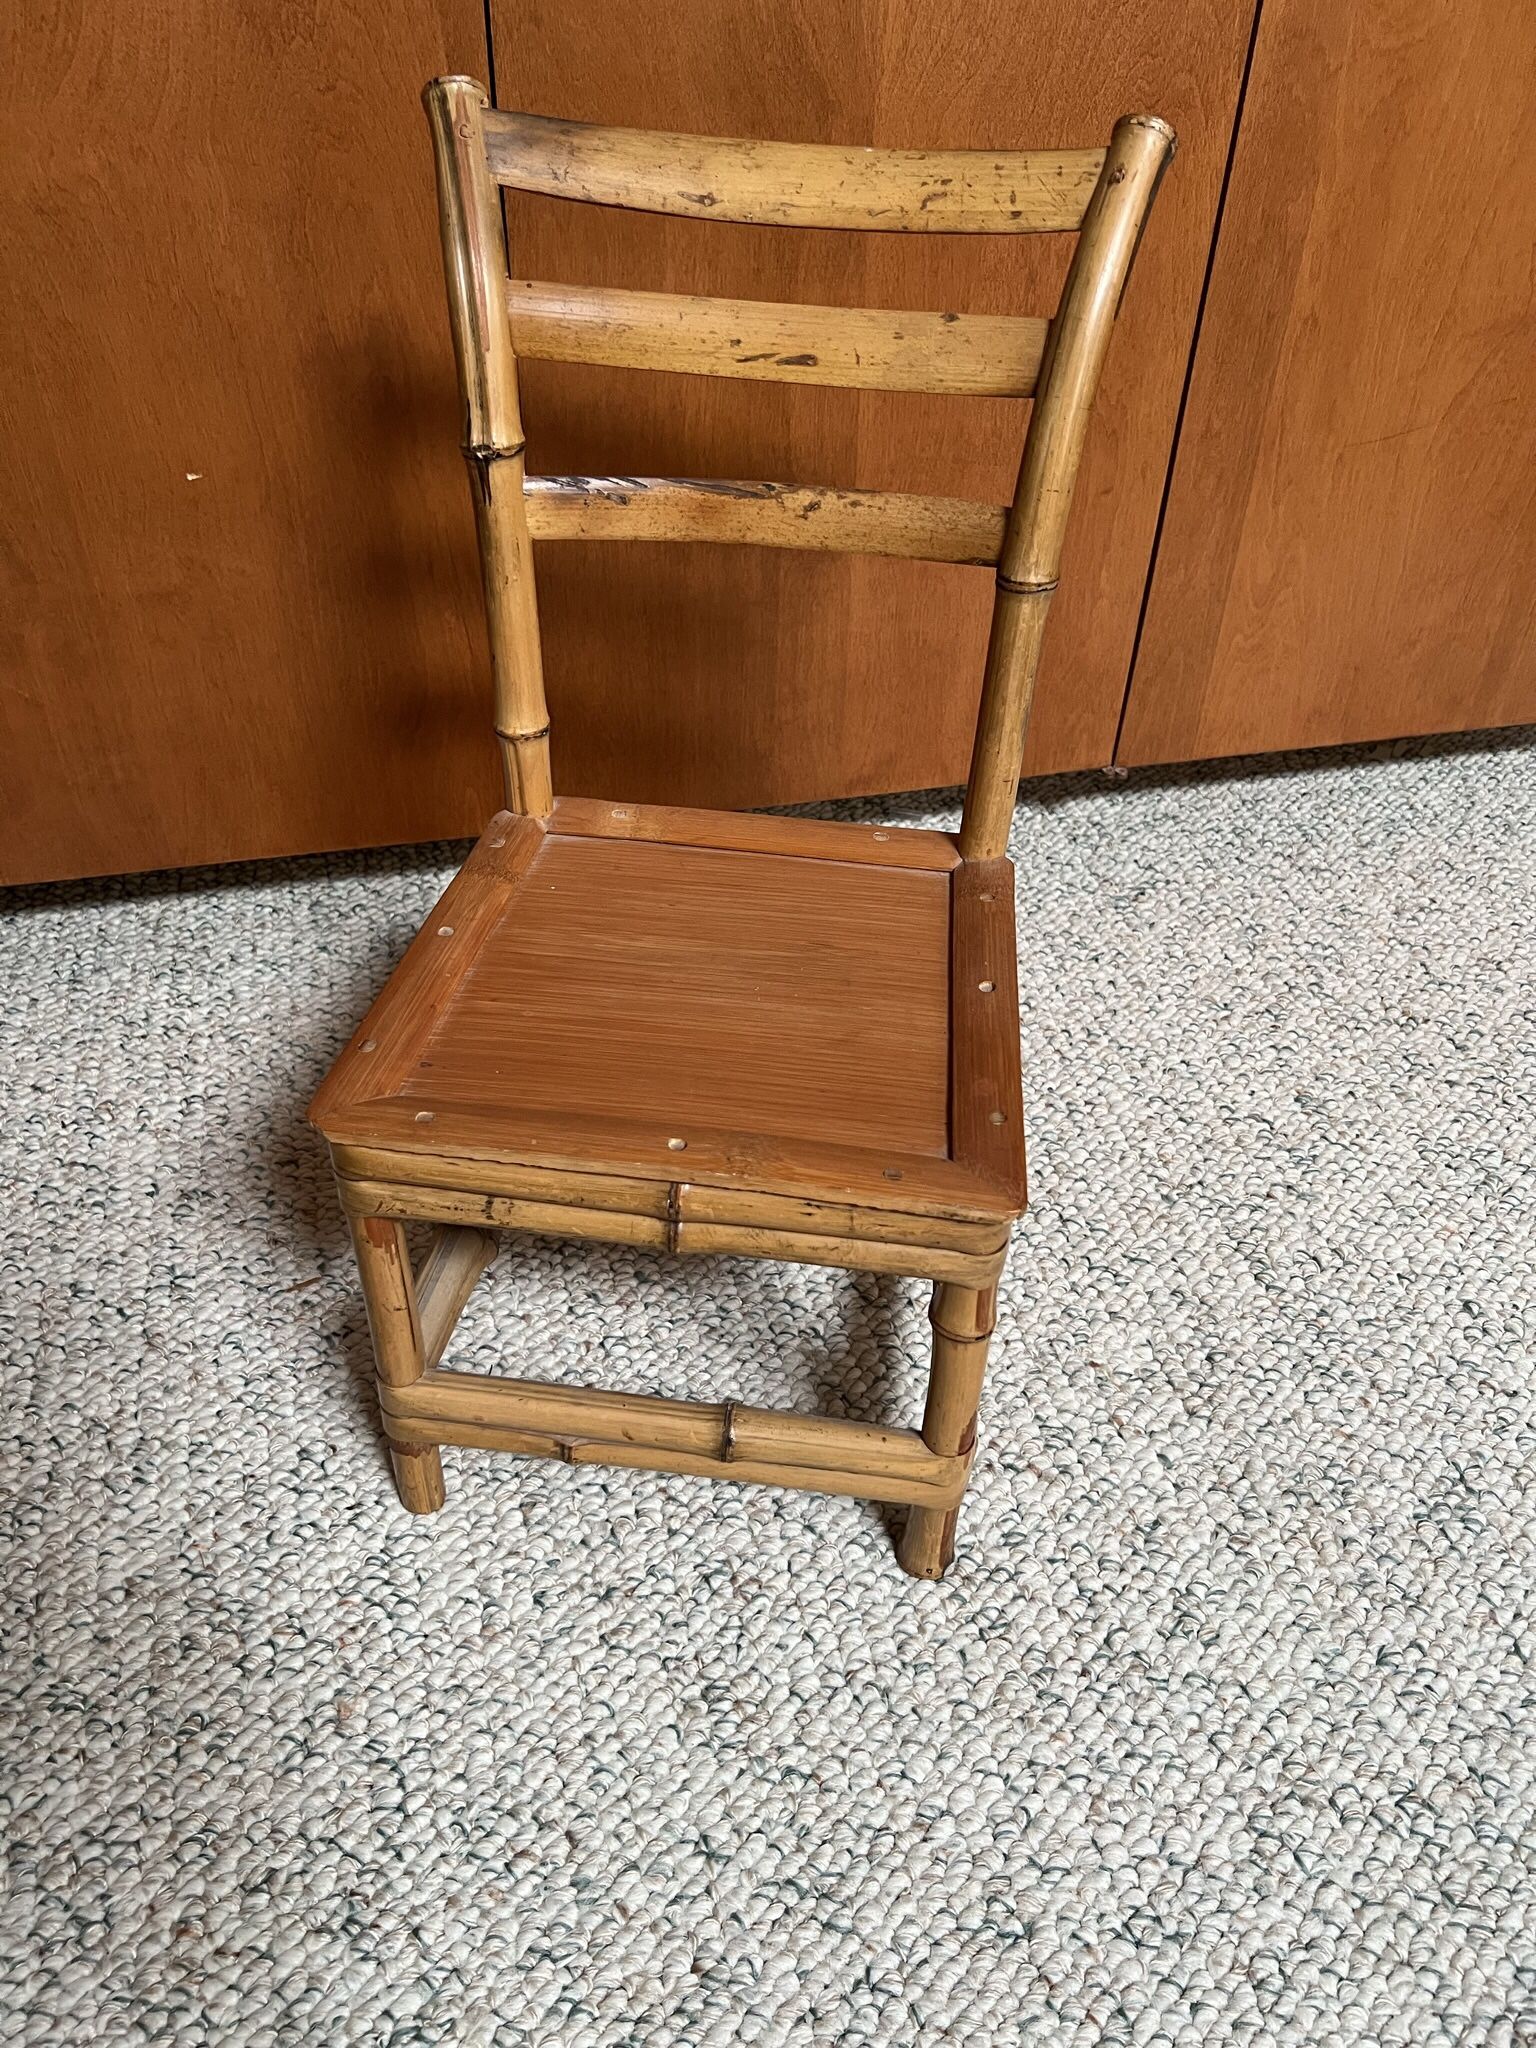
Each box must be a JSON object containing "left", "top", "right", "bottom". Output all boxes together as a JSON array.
[
  {"left": 959, "top": 114, "right": 1175, "bottom": 861},
  {"left": 424, "top": 77, "right": 553, "bottom": 815}
]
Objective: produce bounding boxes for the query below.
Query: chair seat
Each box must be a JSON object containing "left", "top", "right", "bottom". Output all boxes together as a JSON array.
[{"left": 309, "top": 798, "right": 1026, "bottom": 1257}]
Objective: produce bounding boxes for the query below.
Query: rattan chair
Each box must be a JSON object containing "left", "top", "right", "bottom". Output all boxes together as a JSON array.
[{"left": 307, "top": 78, "right": 1174, "bottom": 1576}]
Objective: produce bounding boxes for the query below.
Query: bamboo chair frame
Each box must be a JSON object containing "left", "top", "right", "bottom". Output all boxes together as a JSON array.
[{"left": 308, "top": 78, "right": 1174, "bottom": 1577}]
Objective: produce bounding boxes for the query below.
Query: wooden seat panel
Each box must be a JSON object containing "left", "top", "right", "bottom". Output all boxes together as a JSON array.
[
  {"left": 406, "top": 831, "right": 951, "bottom": 1153},
  {"left": 309, "top": 801, "right": 1026, "bottom": 1223}
]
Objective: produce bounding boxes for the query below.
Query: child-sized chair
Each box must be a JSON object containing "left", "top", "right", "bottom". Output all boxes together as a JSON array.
[{"left": 308, "top": 78, "right": 1174, "bottom": 1576}]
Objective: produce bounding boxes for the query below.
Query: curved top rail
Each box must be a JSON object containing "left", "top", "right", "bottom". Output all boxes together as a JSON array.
[{"left": 481, "top": 107, "right": 1109, "bottom": 233}]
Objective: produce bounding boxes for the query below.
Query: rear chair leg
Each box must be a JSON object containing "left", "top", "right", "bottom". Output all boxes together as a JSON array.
[
  {"left": 348, "top": 1212, "right": 446, "bottom": 1514},
  {"left": 897, "top": 1279, "right": 998, "bottom": 1579}
]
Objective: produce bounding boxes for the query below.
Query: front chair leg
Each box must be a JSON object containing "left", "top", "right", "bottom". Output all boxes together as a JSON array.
[
  {"left": 347, "top": 1211, "right": 446, "bottom": 1515},
  {"left": 897, "top": 1279, "right": 998, "bottom": 1579}
]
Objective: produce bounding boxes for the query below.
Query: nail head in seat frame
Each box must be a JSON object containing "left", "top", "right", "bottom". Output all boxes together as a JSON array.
[{"left": 306, "top": 78, "right": 1174, "bottom": 1578}]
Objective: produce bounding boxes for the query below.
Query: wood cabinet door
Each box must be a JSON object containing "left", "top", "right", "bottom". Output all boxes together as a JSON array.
[
  {"left": 1118, "top": 0, "right": 1536, "bottom": 766},
  {"left": 1, "top": 1, "right": 497, "bottom": 885},
  {"left": 488, "top": 0, "right": 1256, "bottom": 810},
  {"left": 3, "top": 1, "right": 1251, "bottom": 885}
]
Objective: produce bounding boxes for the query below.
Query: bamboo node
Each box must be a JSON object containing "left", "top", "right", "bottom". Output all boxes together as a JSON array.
[
  {"left": 664, "top": 1182, "right": 683, "bottom": 1254},
  {"left": 493, "top": 723, "right": 552, "bottom": 744},
  {"left": 463, "top": 440, "right": 528, "bottom": 464},
  {"left": 995, "top": 572, "right": 1059, "bottom": 595},
  {"left": 464, "top": 441, "right": 528, "bottom": 505},
  {"left": 928, "top": 1305, "right": 998, "bottom": 1343},
  {"left": 720, "top": 1401, "right": 739, "bottom": 1463}
]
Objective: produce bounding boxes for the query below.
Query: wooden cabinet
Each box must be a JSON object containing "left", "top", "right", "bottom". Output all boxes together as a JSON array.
[
  {"left": 1119, "top": 0, "right": 1536, "bottom": 764},
  {"left": 1, "top": 0, "right": 1249, "bottom": 882},
  {"left": 1, "top": 0, "right": 498, "bottom": 884},
  {"left": 4, "top": 1, "right": 1534, "bottom": 885}
]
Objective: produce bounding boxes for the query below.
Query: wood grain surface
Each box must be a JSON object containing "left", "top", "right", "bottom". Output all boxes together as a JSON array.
[
  {"left": 311, "top": 804, "right": 1026, "bottom": 1222},
  {"left": 543, "top": 793, "right": 961, "bottom": 866},
  {"left": 949, "top": 857, "right": 1026, "bottom": 1202},
  {"left": 4, "top": 0, "right": 1247, "bottom": 883},
  {"left": 1119, "top": 0, "right": 1536, "bottom": 763},
  {"left": 408, "top": 832, "right": 953, "bottom": 1153},
  {"left": 489, "top": 0, "right": 1255, "bottom": 806},
  {"left": 1, "top": 0, "right": 496, "bottom": 883}
]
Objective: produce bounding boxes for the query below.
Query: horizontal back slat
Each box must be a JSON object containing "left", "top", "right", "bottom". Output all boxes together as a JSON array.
[
  {"left": 485, "top": 110, "right": 1105, "bottom": 233},
  {"left": 508, "top": 280, "right": 1048, "bottom": 397},
  {"left": 523, "top": 477, "right": 1007, "bottom": 565}
]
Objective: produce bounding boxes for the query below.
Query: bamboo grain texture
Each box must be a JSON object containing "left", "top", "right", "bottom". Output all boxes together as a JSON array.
[
  {"left": 960, "top": 113, "right": 1175, "bottom": 858},
  {"left": 333, "top": 1143, "right": 674, "bottom": 1217},
  {"left": 674, "top": 1183, "right": 1009, "bottom": 1255},
  {"left": 949, "top": 856, "right": 1028, "bottom": 1203},
  {"left": 425, "top": 78, "right": 551, "bottom": 813},
  {"left": 340, "top": 1176, "right": 1006, "bottom": 1287},
  {"left": 509, "top": 277, "right": 1048, "bottom": 395},
  {"left": 394, "top": 1368, "right": 959, "bottom": 1479},
  {"left": 484, "top": 106, "right": 1106, "bottom": 233},
  {"left": 382, "top": 1371, "right": 972, "bottom": 1507},
  {"left": 307, "top": 810, "right": 542, "bottom": 1120},
  {"left": 316, "top": 803, "right": 1025, "bottom": 1226},
  {"left": 413, "top": 1225, "right": 498, "bottom": 1368},
  {"left": 898, "top": 1281, "right": 998, "bottom": 1575},
  {"left": 325, "top": 1095, "right": 1025, "bottom": 1223},
  {"left": 1003, "top": 114, "right": 1175, "bottom": 592},
  {"left": 329, "top": 1144, "right": 1010, "bottom": 1249},
  {"left": 523, "top": 476, "right": 1008, "bottom": 565},
  {"left": 390, "top": 1443, "right": 447, "bottom": 1514},
  {"left": 387, "top": 1412, "right": 965, "bottom": 1508},
  {"left": 348, "top": 1215, "right": 423, "bottom": 1388}
]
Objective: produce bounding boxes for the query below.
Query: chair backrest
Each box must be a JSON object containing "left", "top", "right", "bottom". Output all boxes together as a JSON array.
[{"left": 423, "top": 78, "right": 1174, "bottom": 861}]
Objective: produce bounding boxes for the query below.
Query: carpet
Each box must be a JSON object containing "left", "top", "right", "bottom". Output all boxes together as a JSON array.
[{"left": 3, "top": 732, "right": 1533, "bottom": 2045}]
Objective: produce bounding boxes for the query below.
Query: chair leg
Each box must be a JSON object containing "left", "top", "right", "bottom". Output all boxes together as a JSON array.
[
  {"left": 389, "top": 1442, "right": 447, "bottom": 1513},
  {"left": 897, "top": 1279, "right": 998, "bottom": 1580},
  {"left": 348, "top": 1212, "right": 445, "bottom": 1515}
]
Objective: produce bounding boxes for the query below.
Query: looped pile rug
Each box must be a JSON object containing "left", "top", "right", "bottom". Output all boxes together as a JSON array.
[{"left": 3, "top": 733, "right": 1533, "bottom": 2045}]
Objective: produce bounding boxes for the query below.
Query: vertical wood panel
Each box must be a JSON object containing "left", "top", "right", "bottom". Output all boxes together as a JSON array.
[
  {"left": 2, "top": 0, "right": 1251, "bottom": 884},
  {"left": 489, "top": 0, "right": 1254, "bottom": 808},
  {"left": 0, "top": 0, "right": 495, "bottom": 883},
  {"left": 1119, "top": 0, "right": 1536, "bottom": 765}
]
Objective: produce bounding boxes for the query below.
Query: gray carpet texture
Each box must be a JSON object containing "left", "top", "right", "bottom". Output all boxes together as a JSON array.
[{"left": 3, "top": 731, "right": 1534, "bottom": 2047}]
